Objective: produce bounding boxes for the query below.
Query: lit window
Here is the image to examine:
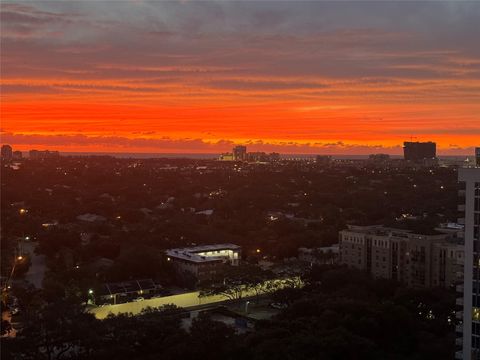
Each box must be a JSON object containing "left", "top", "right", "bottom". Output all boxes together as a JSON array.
[{"left": 473, "top": 307, "right": 480, "bottom": 321}]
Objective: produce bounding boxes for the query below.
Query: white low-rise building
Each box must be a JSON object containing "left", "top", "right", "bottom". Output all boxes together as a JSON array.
[{"left": 166, "top": 244, "right": 241, "bottom": 282}]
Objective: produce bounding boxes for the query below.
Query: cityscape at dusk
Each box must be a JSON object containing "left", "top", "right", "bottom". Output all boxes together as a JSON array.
[{"left": 1, "top": 1, "right": 480, "bottom": 360}]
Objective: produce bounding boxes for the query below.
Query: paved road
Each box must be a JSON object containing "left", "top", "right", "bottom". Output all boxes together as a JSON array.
[{"left": 23, "top": 242, "right": 46, "bottom": 288}]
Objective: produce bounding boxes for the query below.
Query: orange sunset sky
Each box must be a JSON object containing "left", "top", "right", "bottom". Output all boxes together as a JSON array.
[{"left": 1, "top": 1, "right": 479, "bottom": 155}]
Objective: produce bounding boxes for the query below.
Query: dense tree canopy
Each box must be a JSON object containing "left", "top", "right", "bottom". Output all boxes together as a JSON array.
[{"left": 2, "top": 267, "right": 455, "bottom": 360}]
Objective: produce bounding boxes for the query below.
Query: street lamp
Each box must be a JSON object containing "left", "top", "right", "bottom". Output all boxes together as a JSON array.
[{"left": 87, "top": 289, "right": 95, "bottom": 305}]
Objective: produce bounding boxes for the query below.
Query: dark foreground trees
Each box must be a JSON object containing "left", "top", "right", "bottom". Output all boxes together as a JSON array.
[{"left": 2, "top": 267, "right": 455, "bottom": 360}]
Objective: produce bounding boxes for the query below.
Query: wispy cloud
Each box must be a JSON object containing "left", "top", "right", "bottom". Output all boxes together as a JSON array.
[{"left": 1, "top": 1, "right": 479, "bottom": 153}]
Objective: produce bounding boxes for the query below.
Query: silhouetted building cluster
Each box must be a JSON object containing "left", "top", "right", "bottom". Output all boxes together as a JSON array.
[
  {"left": 29, "top": 149, "right": 60, "bottom": 160},
  {"left": 219, "top": 145, "right": 279, "bottom": 163},
  {"left": 1, "top": 144, "right": 63, "bottom": 161},
  {"left": 368, "top": 153, "right": 390, "bottom": 164},
  {"left": 247, "top": 151, "right": 280, "bottom": 162}
]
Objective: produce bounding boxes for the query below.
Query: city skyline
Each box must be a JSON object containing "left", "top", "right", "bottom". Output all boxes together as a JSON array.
[{"left": 1, "top": 1, "right": 479, "bottom": 154}]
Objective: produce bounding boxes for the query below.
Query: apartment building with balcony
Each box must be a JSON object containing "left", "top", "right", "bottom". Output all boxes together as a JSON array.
[
  {"left": 339, "top": 225, "right": 463, "bottom": 289},
  {"left": 457, "top": 167, "right": 480, "bottom": 360}
]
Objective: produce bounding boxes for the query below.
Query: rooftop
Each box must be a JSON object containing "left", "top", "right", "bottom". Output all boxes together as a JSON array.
[
  {"left": 166, "top": 243, "right": 241, "bottom": 263},
  {"left": 101, "top": 279, "right": 157, "bottom": 296},
  {"left": 343, "top": 225, "right": 448, "bottom": 240}
]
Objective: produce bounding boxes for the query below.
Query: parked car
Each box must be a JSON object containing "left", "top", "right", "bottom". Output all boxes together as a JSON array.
[
  {"left": 269, "top": 302, "right": 288, "bottom": 310},
  {"left": 133, "top": 297, "right": 145, "bottom": 302}
]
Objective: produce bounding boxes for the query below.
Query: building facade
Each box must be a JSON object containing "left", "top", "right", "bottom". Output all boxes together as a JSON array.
[
  {"left": 166, "top": 244, "right": 241, "bottom": 283},
  {"left": 458, "top": 168, "right": 480, "bottom": 360},
  {"left": 403, "top": 141, "right": 436, "bottom": 162},
  {"left": 232, "top": 146, "right": 247, "bottom": 161},
  {"left": 1, "top": 144, "right": 13, "bottom": 161},
  {"left": 339, "top": 225, "right": 463, "bottom": 288}
]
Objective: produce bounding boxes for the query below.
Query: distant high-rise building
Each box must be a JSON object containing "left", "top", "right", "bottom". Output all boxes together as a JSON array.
[
  {"left": 458, "top": 168, "right": 480, "bottom": 360},
  {"left": 403, "top": 141, "right": 436, "bottom": 162},
  {"left": 233, "top": 145, "right": 247, "bottom": 161},
  {"left": 475, "top": 147, "right": 480, "bottom": 167},
  {"left": 1, "top": 144, "right": 13, "bottom": 161}
]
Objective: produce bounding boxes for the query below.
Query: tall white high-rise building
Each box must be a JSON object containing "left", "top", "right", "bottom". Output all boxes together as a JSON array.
[{"left": 458, "top": 168, "right": 480, "bottom": 360}]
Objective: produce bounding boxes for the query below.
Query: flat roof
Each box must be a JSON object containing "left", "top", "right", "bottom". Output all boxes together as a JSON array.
[
  {"left": 342, "top": 225, "right": 448, "bottom": 240},
  {"left": 166, "top": 243, "right": 241, "bottom": 263}
]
